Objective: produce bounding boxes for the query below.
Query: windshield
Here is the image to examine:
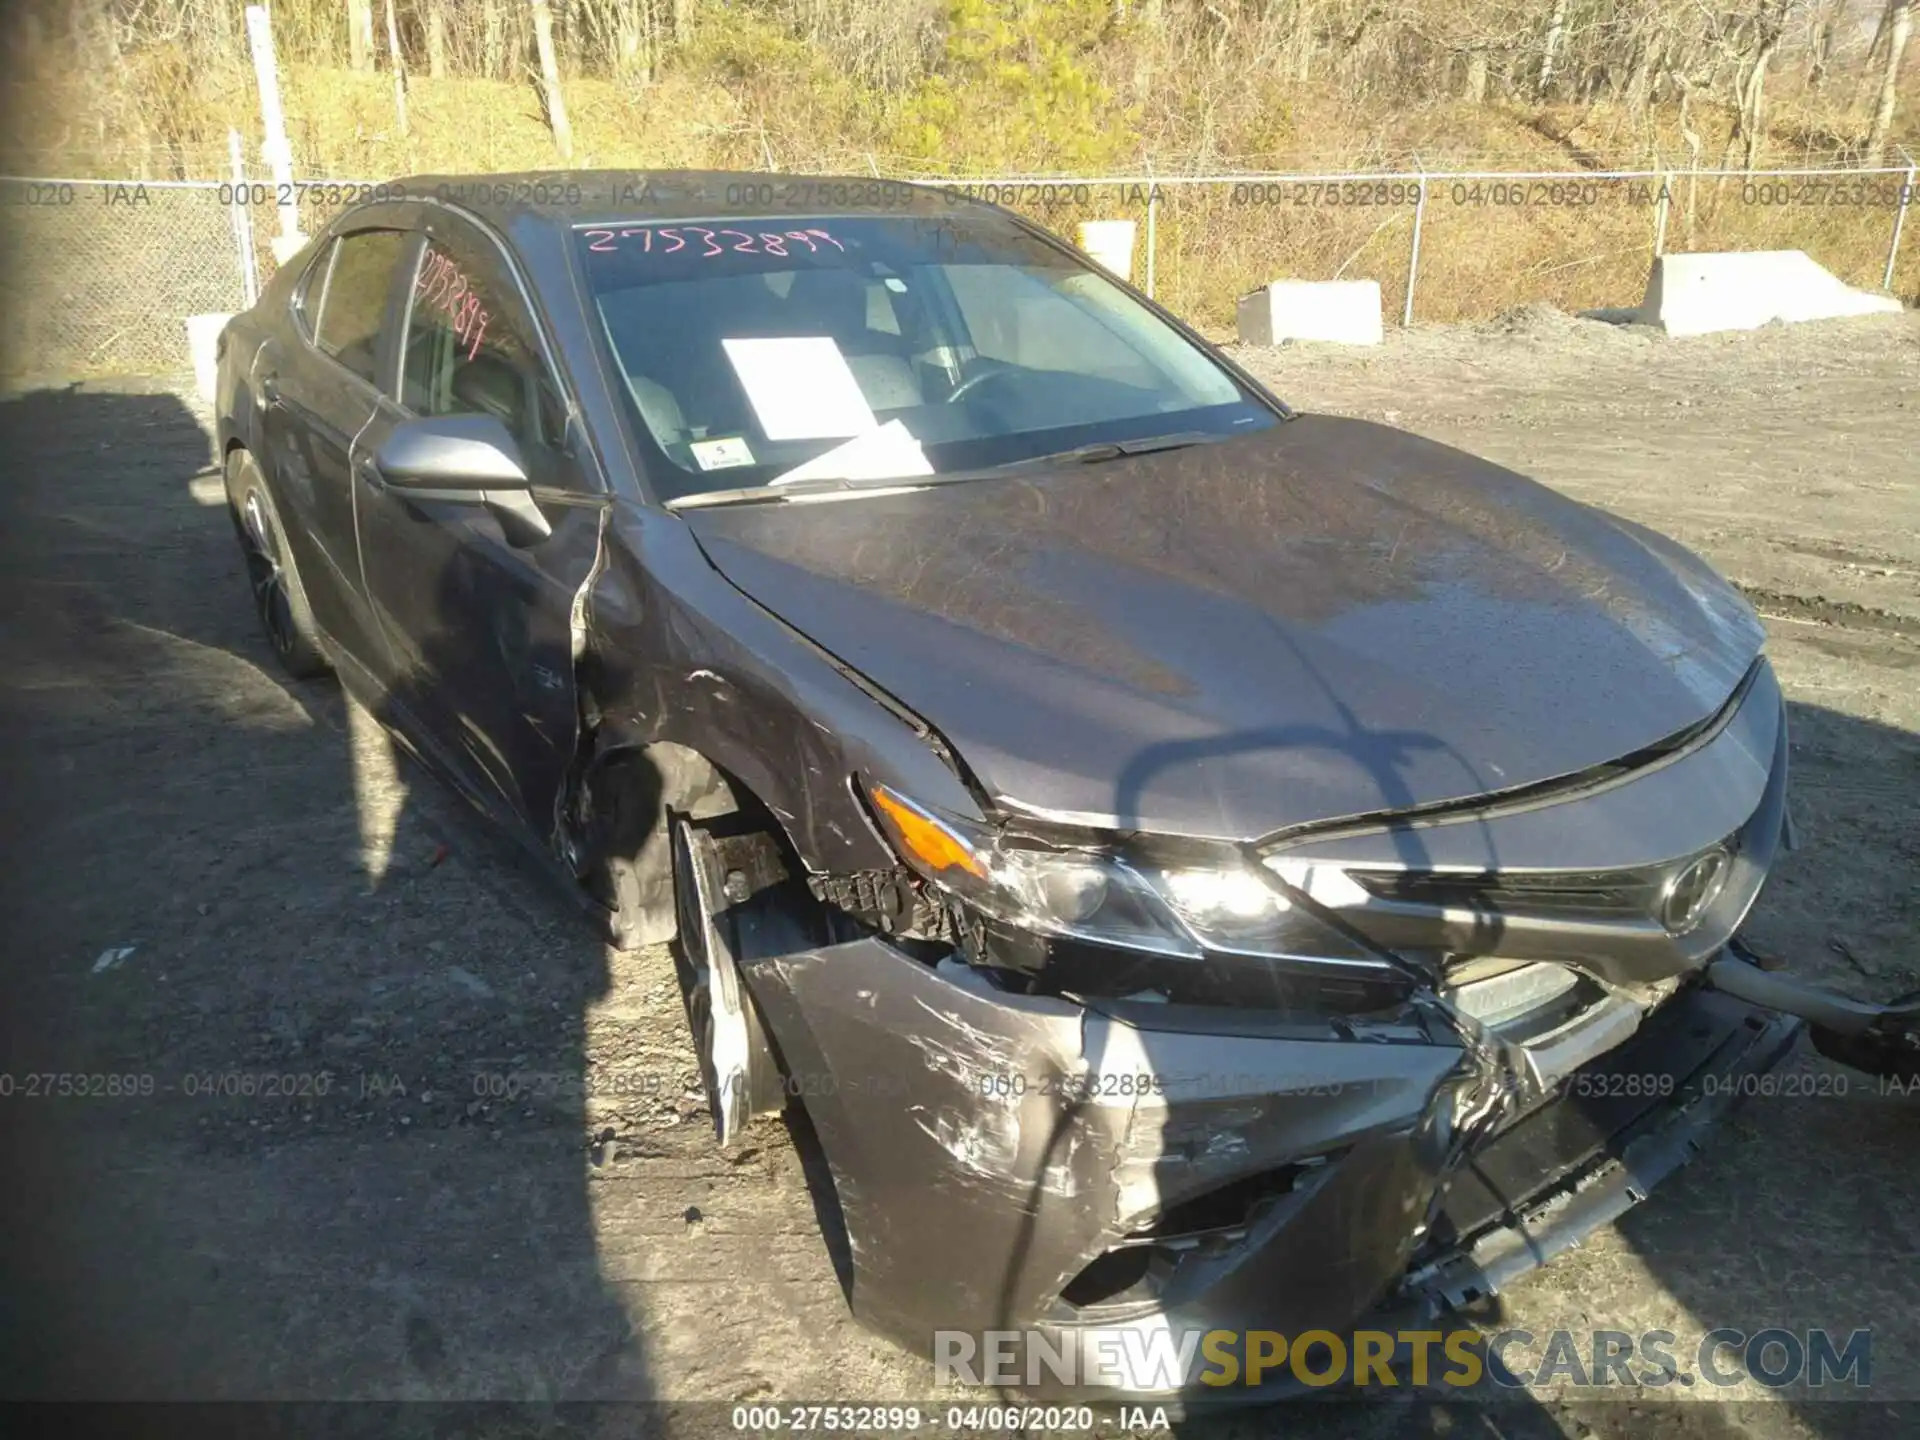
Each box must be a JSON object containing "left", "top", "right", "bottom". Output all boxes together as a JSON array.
[{"left": 576, "top": 213, "right": 1276, "bottom": 502}]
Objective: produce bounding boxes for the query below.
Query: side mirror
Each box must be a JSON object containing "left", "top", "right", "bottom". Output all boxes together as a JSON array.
[
  {"left": 374, "top": 412, "right": 529, "bottom": 490},
  {"left": 371, "top": 413, "right": 551, "bottom": 546}
]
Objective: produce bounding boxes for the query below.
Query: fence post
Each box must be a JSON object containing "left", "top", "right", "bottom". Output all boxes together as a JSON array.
[
  {"left": 1885, "top": 156, "right": 1916, "bottom": 294},
  {"left": 228, "top": 129, "right": 260, "bottom": 307},
  {"left": 245, "top": 4, "right": 302, "bottom": 261},
  {"left": 1145, "top": 175, "right": 1158, "bottom": 299},
  {"left": 1402, "top": 169, "right": 1427, "bottom": 327},
  {"left": 1653, "top": 170, "right": 1672, "bottom": 258}
]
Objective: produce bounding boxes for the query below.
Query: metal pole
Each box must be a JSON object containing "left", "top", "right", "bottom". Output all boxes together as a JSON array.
[
  {"left": 228, "top": 129, "right": 260, "bottom": 307},
  {"left": 245, "top": 5, "right": 301, "bottom": 258},
  {"left": 1885, "top": 158, "right": 1916, "bottom": 293},
  {"left": 1403, "top": 171, "right": 1427, "bottom": 327},
  {"left": 1653, "top": 170, "right": 1672, "bottom": 257},
  {"left": 1145, "top": 181, "right": 1158, "bottom": 298}
]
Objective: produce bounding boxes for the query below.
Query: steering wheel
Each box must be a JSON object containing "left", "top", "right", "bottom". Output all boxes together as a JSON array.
[{"left": 943, "top": 358, "right": 1019, "bottom": 405}]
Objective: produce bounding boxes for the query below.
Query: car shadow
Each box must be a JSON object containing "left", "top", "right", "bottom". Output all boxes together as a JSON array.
[{"left": 0, "top": 382, "right": 654, "bottom": 1419}]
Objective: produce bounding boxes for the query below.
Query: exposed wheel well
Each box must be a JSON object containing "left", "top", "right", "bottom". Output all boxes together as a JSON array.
[{"left": 579, "top": 738, "right": 835, "bottom": 950}]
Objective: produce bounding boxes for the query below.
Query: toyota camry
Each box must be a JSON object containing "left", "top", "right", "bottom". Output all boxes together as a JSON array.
[{"left": 212, "top": 170, "right": 1918, "bottom": 1398}]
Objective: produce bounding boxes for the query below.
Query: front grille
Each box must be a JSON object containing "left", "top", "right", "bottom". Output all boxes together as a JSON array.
[
  {"left": 1352, "top": 866, "right": 1665, "bottom": 919},
  {"left": 1348, "top": 832, "right": 1741, "bottom": 930}
]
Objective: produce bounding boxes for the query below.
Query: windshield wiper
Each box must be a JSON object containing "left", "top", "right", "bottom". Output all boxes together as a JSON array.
[
  {"left": 668, "top": 432, "right": 1231, "bottom": 510},
  {"left": 1004, "top": 430, "right": 1226, "bottom": 469},
  {"left": 668, "top": 473, "right": 955, "bottom": 510}
]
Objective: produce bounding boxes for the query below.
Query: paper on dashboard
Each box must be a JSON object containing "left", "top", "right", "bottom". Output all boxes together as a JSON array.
[
  {"left": 772, "top": 419, "right": 933, "bottom": 485},
  {"left": 721, "top": 336, "right": 878, "bottom": 441}
]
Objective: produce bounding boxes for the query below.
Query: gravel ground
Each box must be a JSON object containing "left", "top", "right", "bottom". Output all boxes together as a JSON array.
[{"left": 2, "top": 310, "right": 1916, "bottom": 1439}]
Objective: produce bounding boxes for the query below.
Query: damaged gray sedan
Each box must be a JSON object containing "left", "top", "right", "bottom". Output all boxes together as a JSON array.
[{"left": 214, "top": 170, "right": 1919, "bottom": 1398}]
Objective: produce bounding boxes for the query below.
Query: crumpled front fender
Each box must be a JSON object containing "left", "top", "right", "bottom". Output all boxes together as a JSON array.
[{"left": 743, "top": 936, "right": 1473, "bottom": 1356}]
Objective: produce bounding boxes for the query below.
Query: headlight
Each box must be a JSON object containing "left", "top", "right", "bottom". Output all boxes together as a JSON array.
[{"left": 867, "top": 783, "right": 1379, "bottom": 965}]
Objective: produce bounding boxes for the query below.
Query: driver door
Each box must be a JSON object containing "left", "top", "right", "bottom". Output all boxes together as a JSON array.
[{"left": 353, "top": 218, "right": 604, "bottom": 848}]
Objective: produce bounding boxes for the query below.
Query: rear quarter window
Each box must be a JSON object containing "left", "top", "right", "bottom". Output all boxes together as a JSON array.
[{"left": 290, "top": 240, "right": 334, "bottom": 338}]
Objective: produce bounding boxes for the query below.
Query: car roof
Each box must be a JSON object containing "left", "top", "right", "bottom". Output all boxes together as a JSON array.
[{"left": 391, "top": 169, "right": 998, "bottom": 232}]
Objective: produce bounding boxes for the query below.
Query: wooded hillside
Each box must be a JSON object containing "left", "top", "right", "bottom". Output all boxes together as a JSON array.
[
  {"left": 2, "top": 2, "right": 1914, "bottom": 333},
  {"left": 2, "top": 0, "right": 1912, "bottom": 179}
]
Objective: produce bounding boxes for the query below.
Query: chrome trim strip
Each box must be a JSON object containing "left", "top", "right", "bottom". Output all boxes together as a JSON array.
[{"left": 1270, "top": 658, "right": 1782, "bottom": 874}]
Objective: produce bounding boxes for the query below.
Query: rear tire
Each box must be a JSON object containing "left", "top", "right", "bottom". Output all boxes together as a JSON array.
[{"left": 227, "top": 448, "right": 330, "bottom": 681}]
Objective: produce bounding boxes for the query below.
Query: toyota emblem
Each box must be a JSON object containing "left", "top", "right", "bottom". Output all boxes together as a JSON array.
[{"left": 1660, "top": 848, "right": 1731, "bottom": 934}]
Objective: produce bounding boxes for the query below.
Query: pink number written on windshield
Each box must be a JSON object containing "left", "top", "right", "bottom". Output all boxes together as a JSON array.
[{"left": 580, "top": 226, "right": 846, "bottom": 258}]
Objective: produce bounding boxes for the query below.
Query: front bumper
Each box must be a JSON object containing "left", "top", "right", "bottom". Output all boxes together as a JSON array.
[{"left": 745, "top": 939, "right": 1798, "bottom": 1400}]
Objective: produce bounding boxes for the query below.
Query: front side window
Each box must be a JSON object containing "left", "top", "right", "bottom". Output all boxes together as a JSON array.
[
  {"left": 577, "top": 214, "right": 1272, "bottom": 501},
  {"left": 401, "top": 235, "right": 565, "bottom": 456},
  {"left": 312, "top": 229, "right": 407, "bottom": 383}
]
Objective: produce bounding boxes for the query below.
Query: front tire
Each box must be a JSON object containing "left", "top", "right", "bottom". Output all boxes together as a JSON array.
[{"left": 227, "top": 448, "right": 330, "bottom": 680}]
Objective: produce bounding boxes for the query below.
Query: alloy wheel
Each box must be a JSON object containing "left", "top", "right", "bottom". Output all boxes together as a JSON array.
[
  {"left": 239, "top": 490, "right": 298, "bottom": 660},
  {"left": 670, "top": 815, "right": 753, "bottom": 1145}
]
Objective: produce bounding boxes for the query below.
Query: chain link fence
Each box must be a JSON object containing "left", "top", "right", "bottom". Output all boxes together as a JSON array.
[
  {"left": 2, "top": 165, "right": 1913, "bottom": 378},
  {"left": 920, "top": 167, "right": 1918, "bottom": 331},
  {"left": 0, "top": 180, "right": 251, "bottom": 376}
]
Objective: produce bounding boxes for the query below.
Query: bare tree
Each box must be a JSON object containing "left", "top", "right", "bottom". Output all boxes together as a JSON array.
[
  {"left": 384, "top": 0, "right": 408, "bottom": 135},
  {"left": 1866, "top": 0, "right": 1913, "bottom": 163},
  {"left": 530, "top": 0, "right": 574, "bottom": 160},
  {"left": 484, "top": 0, "right": 506, "bottom": 79},
  {"left": 616, "top": 0, "right": 649, "bottom": 79},
  {"left": 570, "top": 0, "right": 652, "bottom": 80},
  {"left": 427, "top": 0, "right": 447, "bottom": 78},
  {"left": 1464, "top": 46, "right": 1490, "bottom": 101},
  {"left": 1806, "top": 0, "right": 1840, "bottom": 87},
  {"left": 1749, "top": 2, "right": 1791, "bottom": 170},
  {"left": 1707, "top": 0, "right": 1792, "bottom": 173},
  {"left": 1539, "top": 0, "right": 1570, "bottom": 95},
  {"left": 347, "top": 0, "right": 374, "bottom": 71}
]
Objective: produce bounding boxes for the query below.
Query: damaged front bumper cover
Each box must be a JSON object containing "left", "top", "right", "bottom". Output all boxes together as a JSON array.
[{"left": 743, "top": 933, "right": 1801, "bottom": 1401}]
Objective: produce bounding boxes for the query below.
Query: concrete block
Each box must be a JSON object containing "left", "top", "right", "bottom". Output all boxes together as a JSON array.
[
  {"left": 1237, "top": 280, "right": 1383, "bottom": 346},
  {"left": 185, "top": 312, "right": 232, "bottom": 405},
  {"left": 1076, "top": 220, "right": 1136, "bottom": 283},
  {"left": 1636, "top": 250, "right": 1903, "bottom": 337}
]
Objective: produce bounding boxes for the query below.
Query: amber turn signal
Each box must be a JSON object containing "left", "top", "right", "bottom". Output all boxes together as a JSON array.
[{"left": 869, "top": 785, "right": 987, "bottom": 878}]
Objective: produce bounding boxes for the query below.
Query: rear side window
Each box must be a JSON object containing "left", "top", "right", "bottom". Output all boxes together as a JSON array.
[{"left": 312, "top": 229, "right": 406, "bottom": 383}]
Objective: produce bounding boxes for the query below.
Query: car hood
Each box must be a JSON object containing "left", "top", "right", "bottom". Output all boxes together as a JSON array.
[{"left": 682, "top": 414, "right": 1765, "bottom": 841}]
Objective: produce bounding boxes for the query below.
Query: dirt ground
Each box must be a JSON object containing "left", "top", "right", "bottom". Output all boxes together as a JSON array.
[{"left": 2, "top": 310, "right": 1916, "bottom": 1440}]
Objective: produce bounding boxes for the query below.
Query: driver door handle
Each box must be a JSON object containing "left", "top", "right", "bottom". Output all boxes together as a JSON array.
[{"left": 259, "top": 372, "right": 281, "bottom": 406}]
